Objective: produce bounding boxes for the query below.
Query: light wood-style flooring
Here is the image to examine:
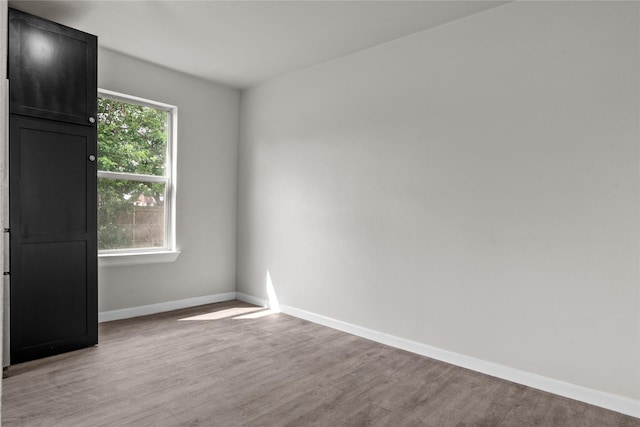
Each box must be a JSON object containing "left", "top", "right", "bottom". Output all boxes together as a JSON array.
[{"left": 3, "top": 300, "right": 639, "bottom": 426}]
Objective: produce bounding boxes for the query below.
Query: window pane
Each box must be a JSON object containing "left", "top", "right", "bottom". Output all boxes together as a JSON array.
[
  {"left": 97, "top": 97, "right": 168, "bottom": 176},
  {"left": 98, "top": 178, "right": 166, "bottom": 250}
]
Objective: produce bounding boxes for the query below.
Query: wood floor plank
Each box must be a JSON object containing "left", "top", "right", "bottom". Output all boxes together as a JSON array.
[
  {"left": 455, "top": 380, "right": 529, "bottom": 426},
  {"left": 581, "top": 404, "right": 640, "bottom": 427},
  {"left": 3, "top": 300, "right": 639, "bottom": 426}
]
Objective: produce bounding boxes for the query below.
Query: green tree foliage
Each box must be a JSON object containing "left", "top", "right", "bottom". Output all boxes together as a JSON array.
[
  {"left": 97, "top": 97, "right": 168, "bottom": 250},
  {"left": 97, "top": 97, "right": 167, "bottom": 175}
]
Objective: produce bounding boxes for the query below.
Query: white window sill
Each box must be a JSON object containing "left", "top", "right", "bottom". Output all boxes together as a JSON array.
[{"left": 98, "top": 250, "right": 181, "bottom": 267}]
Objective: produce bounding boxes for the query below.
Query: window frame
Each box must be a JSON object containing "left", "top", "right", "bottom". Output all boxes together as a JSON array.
[{"left": 97, "top": 89, "right": 179, "bottom": 265}]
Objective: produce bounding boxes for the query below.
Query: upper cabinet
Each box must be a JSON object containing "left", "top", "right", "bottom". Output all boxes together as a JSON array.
[{"left": 8, "top": 8, "right": 97, "bottom": 126}]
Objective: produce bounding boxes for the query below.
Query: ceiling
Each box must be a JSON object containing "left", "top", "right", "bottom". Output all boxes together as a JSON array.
[{"left": 9, "top": 1, "right": 508, "bottom": 89}]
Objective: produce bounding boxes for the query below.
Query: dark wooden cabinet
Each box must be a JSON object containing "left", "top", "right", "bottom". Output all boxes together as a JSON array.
[
  {"left": 8, "top": 8, "right": 97, "bottom": 127},
  {"left": 8, "top": 8, "right": 98, "bottom": 364}
]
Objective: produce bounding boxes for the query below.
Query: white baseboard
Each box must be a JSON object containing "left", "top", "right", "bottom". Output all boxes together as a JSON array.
[
  {"left": 97, "top": 293, "right": 639, "bottom": 418},
  {"left": 280, "top": 304, "right": 640, "bottom": 419},
  {"left": 98, "top": 292, "right": 237, "bottom": 323},
  {"left": 236, "top": 292, "right": 268, "bottom": 308}
]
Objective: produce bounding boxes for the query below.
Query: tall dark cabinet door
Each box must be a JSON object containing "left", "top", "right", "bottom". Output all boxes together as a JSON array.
[
  {"left": 8, "top": 8, "right": 97, "bottom": 126},
  {"left": 8, "top": 8, "right": 98, "bottom": 364}
]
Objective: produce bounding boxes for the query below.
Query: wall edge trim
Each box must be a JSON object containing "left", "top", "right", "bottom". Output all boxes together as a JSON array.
[
  {"left": 98, "top": 292, "right": 237, "bottom": 322},
  {"left": 236, "top": 292, "right": 268, "bottom": 307},
  {"left": 97, "top": 293, "right": 639, "bottom": 418},
  {"left": 279, "top": 303, "right": 640, "bottom": 419}
]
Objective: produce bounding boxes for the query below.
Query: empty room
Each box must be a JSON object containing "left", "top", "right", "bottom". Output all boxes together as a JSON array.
[{"left": 0, "top": 0, "right": 639, "bottom": 425}]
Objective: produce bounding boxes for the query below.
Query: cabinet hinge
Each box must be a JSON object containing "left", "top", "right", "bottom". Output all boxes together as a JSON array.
[
  {"left": 3, "top": 272, "right": 9, "bottom": 276},
  {"left": 3, "top": 228, "right": 8, "bottom": 233}
]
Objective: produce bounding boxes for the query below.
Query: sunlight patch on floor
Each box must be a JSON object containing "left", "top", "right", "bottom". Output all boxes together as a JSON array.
[
  {"left": 178, "top": 306, "right": 264, "bottom": 321},
  {"left": 233, "top": 309, "right": 277, "bottom": 320}
]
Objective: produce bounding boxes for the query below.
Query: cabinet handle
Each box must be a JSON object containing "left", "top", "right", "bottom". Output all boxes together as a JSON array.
[
  {"left": 88, "top": 155, "right": 96, "bottom": 162},
  {"left": 88, "top": 116, "right": 96, "bottom": 124}
]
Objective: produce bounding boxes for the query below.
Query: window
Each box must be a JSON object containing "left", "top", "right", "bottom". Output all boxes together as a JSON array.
[{"left": 97, "top": 89, "right": 178, "bottom": 264}]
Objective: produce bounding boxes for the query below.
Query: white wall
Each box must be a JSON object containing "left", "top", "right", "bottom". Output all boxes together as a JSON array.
[
  {"left": 98, "top": 48, "right": 239, "bottom": 312},
  {"left": 238, "top": 1, "right": 640, "bottom": 403}
]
